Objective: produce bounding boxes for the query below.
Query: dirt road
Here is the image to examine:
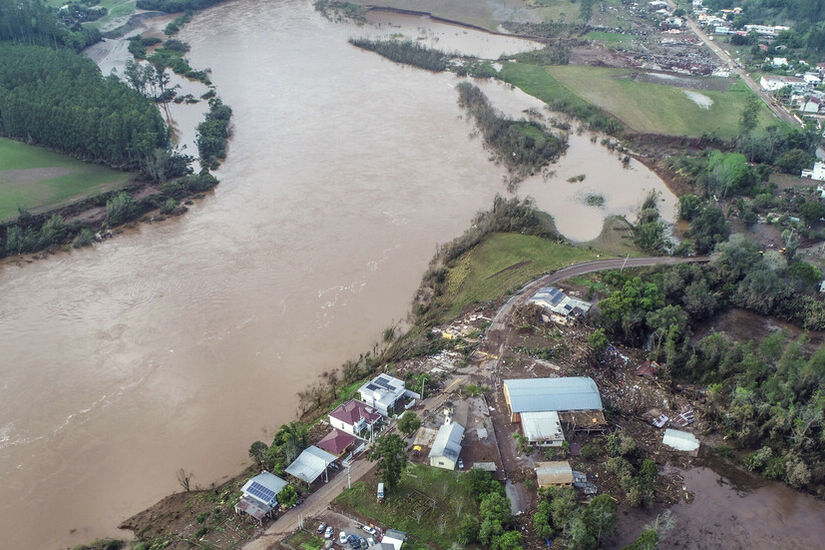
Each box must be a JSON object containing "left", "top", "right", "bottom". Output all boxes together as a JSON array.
[{"left": 664, "top": 0, "right": 799, "bottom": 126}]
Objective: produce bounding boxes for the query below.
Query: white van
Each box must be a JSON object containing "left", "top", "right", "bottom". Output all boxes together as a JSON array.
[{"left": 377, "top": 482, "right": 385, "bottom": 502}]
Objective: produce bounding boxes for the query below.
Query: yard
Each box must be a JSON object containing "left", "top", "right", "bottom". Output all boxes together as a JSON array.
[
  {"left": 439, "top": 233, "right": 603, "bottom": 319},
  {"left": 333, "top": 463, "right": 478, "bottom": 549},
  {"left": 0, "top": 138, "right": 131, "bottom": 221},
  {"left": 499, "top": 63, "right": 776, "bottom": 138}
]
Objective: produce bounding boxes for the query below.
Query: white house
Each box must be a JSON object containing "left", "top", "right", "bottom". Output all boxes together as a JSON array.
[
  {"left": 801, "top": 161, "right": 825, "bottom": 182},
  {"left": 328, "top": 399, "right": 381, "bottom": 437},
  {"left": 802, "top": 96, "right": 821, "bottom": 114},
  {"left": 428, "top": 418, "right": 464, "bottom": 470},
  {"left": 381, "top": 530, "right": 407, "bottom": 550},
  {"left": 772, "top": 57, "right": 789, "bottom": 67},
  {"left": 760, "top": 75, "right": 805, "bottom": 92},
  {"left": 804, "top": 72, "right": 822, "bottom": 85},
  {"left": 528, "top": 287, "right": 592, "bottom": 325},
  {"left": 358, "top": 373, "right": 407, "bottom": 416}
]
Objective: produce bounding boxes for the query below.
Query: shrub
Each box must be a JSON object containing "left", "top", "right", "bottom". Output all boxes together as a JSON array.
[
  {"left": 73, "top": 228, "right": 95, "bottom": 248},
  {"left": 160, "top": 198, "right": 177, "bottom": 215},
  {"left": 106, "top": 192, "right": 138, "bottom": 225}
]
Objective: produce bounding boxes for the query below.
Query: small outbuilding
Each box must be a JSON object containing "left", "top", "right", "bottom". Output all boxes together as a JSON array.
[
  {"left": 428, "top": 420, "right": 464, "bottom": 470},
  {"left": 285, "top": 445, "right": 338, "bottom": 484},
  {"left": 520, "top": 410, "right": 564, "bottom": 446},
  {"left": 381, "top": 529, "right": 407, "bottom": 550},
  {"left": 535, "top": 461, "right": 574, "bottom": 487}
]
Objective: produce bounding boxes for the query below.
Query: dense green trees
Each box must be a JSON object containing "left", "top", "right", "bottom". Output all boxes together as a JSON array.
[
  {"left": 197, "top": 98, "right": 233, "bottom": 169},
  {"left": 136, "top": 0, "right": 224, "bottom": 12},
  {"left": 0, "top": 0, "right": 99, "bottom": 51},
  {"left": 397, "top": 411, "right": 421, "bottom": 437},
  {"left": 349, "top": 38, "right": 449, "bottom": 72},
  {"left": 532, "top": 487, "right": 618, "bottom": 549},
  {"left": 368, "top": 434, "right": 407, "bottom": 493},
  {"left": 0, "top": 44, "right": 169, "bottom": 168}
]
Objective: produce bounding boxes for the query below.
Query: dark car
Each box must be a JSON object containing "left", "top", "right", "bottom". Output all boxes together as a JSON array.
[{"left": 348, "top": 535, "right": 360, "bottom": 549}]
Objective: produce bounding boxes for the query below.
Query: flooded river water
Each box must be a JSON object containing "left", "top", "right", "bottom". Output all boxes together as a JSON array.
[{"left": 0, "top": 1, "right": 749, "bottom": 548}]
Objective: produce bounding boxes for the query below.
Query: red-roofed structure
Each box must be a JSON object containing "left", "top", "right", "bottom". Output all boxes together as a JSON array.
[
  {"left": 316, "top": 429, "right": 357, "bottom": 456},
  {"left": 329, "top": 399, "right": 381, "bottom": 436}
]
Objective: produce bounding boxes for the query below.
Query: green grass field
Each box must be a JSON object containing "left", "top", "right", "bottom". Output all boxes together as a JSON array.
[
  {"left": 0, "top": 138, "right": 131, "bottom": 221},
  {"left": 334, "top": 463, "right": 478, "bottom": 549},
  {"left": 583, "top": 31, "right": 631, "bottom": 43},
  {"left": 499, "top": 63, "right": 777, "bottom": 138},
  {"left": 439, "top": 233, "right": 603, "bottom": 318},
  {"left": 546, "top": 65, "right": 775, "bottom": 138}
]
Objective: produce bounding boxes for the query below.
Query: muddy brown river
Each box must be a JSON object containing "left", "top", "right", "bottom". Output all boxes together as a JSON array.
[{"left": 0, "top": 1, "right": 815, "bottom": 548}]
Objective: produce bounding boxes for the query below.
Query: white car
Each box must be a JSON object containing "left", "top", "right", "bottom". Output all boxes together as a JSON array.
[
  {"left": 325, "top": 526, "right": 334, "bottom": 539},
  {"left": 339, "top": 532, "right": 348, "bottom": 545},
  {"left": 362, "top": 526, "right": 376, "bottom": 535}
]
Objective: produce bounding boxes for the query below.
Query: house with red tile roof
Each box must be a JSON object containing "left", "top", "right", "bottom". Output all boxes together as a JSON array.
[
  {"left": 316, "top": 428, "right": 357, "bottom": 456},
  {"left": 329, "top": 399, "right": 381, "bottom": 437}
]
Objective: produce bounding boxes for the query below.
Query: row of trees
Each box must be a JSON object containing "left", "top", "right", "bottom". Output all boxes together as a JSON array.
[{"left": 349, "top": 38, "right": 450, "bottom": 72}]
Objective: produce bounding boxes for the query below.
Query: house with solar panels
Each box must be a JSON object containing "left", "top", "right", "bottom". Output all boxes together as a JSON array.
[
  {"left": 503, "top": 377, "right": 606, "bottom": 446},
  {"left": 528, "top": 287, "right": 592, "bottom": 325},
  {"left": 358, "top": 373, "right": 408, "bottom": 416},
  {"left": 234, "top": 471, "right": 288, "bottom": 524}
]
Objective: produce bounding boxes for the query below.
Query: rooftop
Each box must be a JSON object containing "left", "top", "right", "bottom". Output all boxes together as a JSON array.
[
  {"left": 359, "top": 374, "right": 406, "bottom": 410},
  {"left": 535, "top": 461, "right": 574, "bottom": 486},
  {"left": 504, "top": 377, "right": 603, "bottom": 413},
  {"left": 662, "top": 429, "right": 700, "bottom": 452},
  {"left": 429, "top": 421, "right": 464, "bottom": 461},
  {"left": 240, "top": 471, "right": 288, "bottom": 508},
  {"left": 329, "top": 399, "right": 381, "bottom": 426},
  {"left": 285, "top": 445, "right": 337, "bottom": 484},
  {"left": 529, "top": 287, "right": 592, "bottom": 318},
  {"left": 520, "top": 410, "right": 563, "bottom": 443},
  {"left": 316, "top": 428, "right": 357, "bottom": 456}
]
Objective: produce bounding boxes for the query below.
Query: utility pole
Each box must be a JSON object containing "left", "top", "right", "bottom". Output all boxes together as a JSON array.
[
  {"left": 620, "top": 254, "right": 629, "bottom": 272},
  {"left": 347, "top": 465, "right": 352, "bottom": 489}
]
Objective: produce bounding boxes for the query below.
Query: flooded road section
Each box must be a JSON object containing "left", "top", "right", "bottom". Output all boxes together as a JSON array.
[{"left": 1, "top": 2, "right": 673, "bottom": 548}]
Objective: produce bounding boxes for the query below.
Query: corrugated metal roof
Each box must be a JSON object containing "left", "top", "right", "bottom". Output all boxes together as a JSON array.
[
  {"left": 535, "top": 461, "right": 573, "bottom": 486},
  {"left": 504, "top": 377, "right": 603, "bottom": 413},
  {"left": 662, "top": 429, "right": 700, "bottom": 452},
  {"left": 285, "top": 445, "right": 337, "bottom": 483},
  {"left": 428, "top": 421, "right": 464, "bottom": 461},
  {"left": 520, "top": 410, "right": 564, "bottom": 443}
]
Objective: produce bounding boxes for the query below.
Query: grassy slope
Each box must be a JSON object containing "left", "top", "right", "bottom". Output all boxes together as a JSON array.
[
  {"left": 499, "top": 63, "right": 776, "bottom": 138},
  {"left": 583, "top": 30, "right": 631, "bottom": 43},
  {"left": 334, "top": 463, "right": 478, "bottom": 549},
  {"left": 440, "top": 233, "right": 603, "bottom": 319},
  {"left": 546, "top": 65, "right": 775, "bottom": 138},
  {"left": 0, "top": 138, "right": 130, "bottom": 221}
]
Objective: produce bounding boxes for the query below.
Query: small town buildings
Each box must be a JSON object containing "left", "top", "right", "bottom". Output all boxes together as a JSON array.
[
  {"left": 662, "top": 429, "right": 700, "bottom": 453},
  {"left": 745, "top": 24, "right": 790, "bottom": 37},
  {"left": 520, "top": 410, "right": 564, "bottom": 446},
  {"left": 428, "top": 418, "right": 465, "bottom": 470},
  {"left": 358, "top": 374, "right": 407, "bottom": 416},
  {"left": 329, "top": 399, "right": 381, "bottom": 437},
  {"left": 503, "top": 377, "right": 603, "bottom": 422},
  {"left": 381, "top": 530, "right": 407, "bottom": 550},
  {"left": 772, "top": 57, "right": 788, "bottom": 67},
  {"left": 760, "top": 75, "right": 805, "bottom": 92},
  {"left": 801, "top": 161, "right": 825, "bottom": 181},
  {"left": 528, "top": 287, "right": 592, "bottom": 325},
  {"left": 804, "top": 72, "right": 822, "bottom": 85},
  {"left": 285, "top": 445, "right": 337, "bottom": 484},
  {"left": 234, "top": 471, "right": 289, "bottom": 524},
  {"left": 316, "top": 428, "right": 358, "bottom": 456},
  {"left": 535, "top": 461, "right": 574, "bottom": 488}
]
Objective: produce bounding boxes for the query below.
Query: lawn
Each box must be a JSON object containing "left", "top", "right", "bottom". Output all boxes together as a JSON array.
[
  {"left": 0, "top": 138, "right": 131, "bottom": 221},
  {"left": 583, "top": 31, "right": 630, "bottom": 43},
  {"left": 439, "top": 233, "right": 604, "bottom": 319},
  {"left": 334, "top": 463, "right": 478, "bottom": 549},
  {"left": 499, "top": 63, "right": 777, "bottom": 138},
  {"left": 545, "top": 65, "right": 776, "bottom": 138},
  {"left": 582, "top": 215, "right": 643, "bottom": 257}
]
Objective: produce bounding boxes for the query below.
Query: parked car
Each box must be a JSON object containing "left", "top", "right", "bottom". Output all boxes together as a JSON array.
[
  {"left": 318, "top": 523, "right": 327, "bottom": 534},
  {"left": 348, "top": 534, "right": 360, "bottom": 549},
  {"left": 457, "top": 458, "right": 464, "bottom": 469},
  {"left": 325, "top": 526, "right": 335, "bottom": 539},
  {"left": 362, "top": 526, "right": 376, "bottom": 536},
  {"left": 339, "top": 532, "right": 348, "bottom": 545},
  {"left": 359, "top": 537, "right": 368, "bottom": 549},
  {"left": 367, "top": 537, "right": 376, "bottom": 547}
]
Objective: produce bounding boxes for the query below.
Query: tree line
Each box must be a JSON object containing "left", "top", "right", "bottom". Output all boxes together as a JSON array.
[
  {"left": 0, "top": 44, "right": 170, "bottom": 169},
  {"left": 136, "top": 0, "right": 224, "bottom": 12},
  {"left": 348, "top": 38, "right": 450, "bottom": 72},
  {"left": 456, "top": 82, "right": 568, "bottom": 178},
  {"left": 0, "top": 0, "right": 99, "bottom": 51}
]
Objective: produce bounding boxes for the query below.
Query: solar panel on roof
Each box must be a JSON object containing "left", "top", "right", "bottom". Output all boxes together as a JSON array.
[{"left": 247, "top": 481, "right": 276, "bottom": 504}]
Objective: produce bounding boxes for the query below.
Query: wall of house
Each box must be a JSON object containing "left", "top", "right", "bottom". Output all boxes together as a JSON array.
[
  {"left": 330, "top": 416, "right": 355, "bottom": 435},
  {"left": 430, "top": 456, "right": 456, "bottom": 470}
]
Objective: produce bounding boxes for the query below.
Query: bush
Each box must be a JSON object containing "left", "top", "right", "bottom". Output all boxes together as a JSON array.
[
  {"left": 160, "top": 197, "right": 177, "bottom": 214},
  {"left": 73, "top": 227, "right": 95, "bottom": 248},
  {"left": 106, "top": 192, "right": 138, "bottom": 225}
]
